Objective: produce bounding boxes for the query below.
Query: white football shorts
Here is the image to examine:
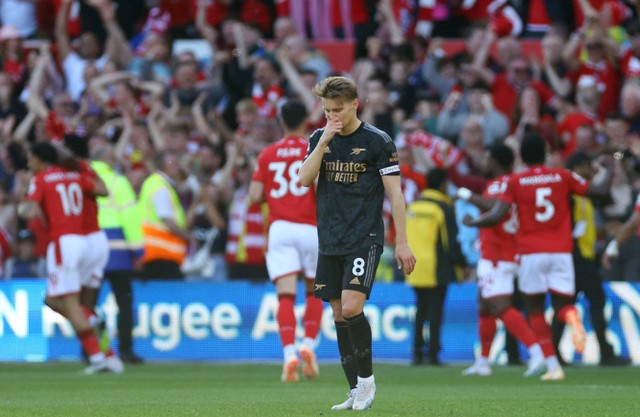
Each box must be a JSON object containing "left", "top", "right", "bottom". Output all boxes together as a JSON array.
[
  {"left": 517, "top": 253, "right": 575, "bottom": 296},
  {"left": 477, "top": 258, "right": 518, "bottom": 299},
  {"left": 266, "top": 220, "right": 318, "bottom": 281},
  {"left": 46, "top": 234, "right": 88, "bottom": 297},
  {"left": 80, "top": 230, "right": 109, "bottom": 289}
]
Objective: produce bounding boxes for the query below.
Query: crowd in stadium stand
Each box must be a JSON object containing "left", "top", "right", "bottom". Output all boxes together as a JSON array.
[{"left": 1, "top": 0, "right": 640, "bottom": 284}]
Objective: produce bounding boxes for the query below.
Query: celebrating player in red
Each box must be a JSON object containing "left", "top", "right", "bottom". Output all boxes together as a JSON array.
[
  {"left": 19, "top": 142, "right": 115, "bottom": 374},
  {"left": 457, "top": 144, "right": 545, "bottom": 377},
  {"left": 248, "top": 100, "right": 323, "bottom": 382},
  {"left": 464, "top": 134, "right": 611, "bottom": 381},
  {"left": 62, "top": 134, "right": 122, "bottom": 371}
]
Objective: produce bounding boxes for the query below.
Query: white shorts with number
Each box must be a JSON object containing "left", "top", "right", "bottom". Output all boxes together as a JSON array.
[
  {"left": 266, "top": 220, "right": 318, "bottom": 281},
  {"left": 80, "top": 230, "right": 109, "bottom": 289},
  {"left": 517, "top": 253, "right": 575, "bottom": 296},
  {"left": 477, "top": 258, "right": 518, "bottom": 299},
  {"left": 46, "top": 234, "right": 88, "bottom": 297}
]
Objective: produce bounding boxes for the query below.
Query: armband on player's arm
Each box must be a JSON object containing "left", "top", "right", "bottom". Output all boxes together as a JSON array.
[{"left": 604, "top": 240, "right": 619, "bottom": 257}]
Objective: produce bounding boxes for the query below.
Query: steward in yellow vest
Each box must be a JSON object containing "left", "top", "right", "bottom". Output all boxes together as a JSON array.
[
  {"left": 138, "top": 152, "right": 189, "bottom": 279},
  {"left": 91, "top": 146, "right": 145, "bottom": 362}
]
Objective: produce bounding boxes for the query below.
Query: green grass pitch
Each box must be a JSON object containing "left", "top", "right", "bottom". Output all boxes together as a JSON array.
[{"left": 0, "top": 362, "right": 638, "bottom": 416}]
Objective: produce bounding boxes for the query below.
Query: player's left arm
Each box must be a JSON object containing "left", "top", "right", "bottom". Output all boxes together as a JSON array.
[
  {"left": 383, "top": 175, "right": 416, "bottom": 275},
  {"left": 53, "top": 143, "right": 81, "bottom": 171},
  {"left": 92, "top": 175, "right": 109, "bottom": 197}
]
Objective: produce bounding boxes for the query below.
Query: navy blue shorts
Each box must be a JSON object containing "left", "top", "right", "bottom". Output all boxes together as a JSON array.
[{"left": 314, "top": 244, "right": 383, "bottom": 301}]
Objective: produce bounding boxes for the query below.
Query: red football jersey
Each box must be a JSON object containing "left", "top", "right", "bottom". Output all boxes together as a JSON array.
[
  {"left": 78, "top": 160, "right": 100, "bottom": 234},
  {"left": 497, "top": 166, "right": 590, "bottom": 254},
  {"left": 479, "top": 176, "right": 518, "bottom": 262},
  {"left": 252, "top": 136, "right": 317, "bottom": 226},
  {"left": 27, "top": 166, "right": 94, "bottom": 241},
  {"left": 620, "top": 50, "right": 640, "bottom": 80},
  {"left": 567, "top": 61, "right": 621, "bottom": 120}
]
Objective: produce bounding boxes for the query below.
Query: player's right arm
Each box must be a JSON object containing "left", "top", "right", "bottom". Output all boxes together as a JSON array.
[
  {"left": 247, "top": 180, "right": 265, "bottom": 205},
  {"left": 247, "top": 152, "right": 266, "bottom": 205},
  {"left": 603, "top": 209, "right": 640, "bottom": 269},
  {"left": 456, "top": 187, "right": 496, "bottom": 212},
  {"left": 299, "top": 119, "right": 341, "bottom": 186},
  {"left": 462, "top": 200, "right": 510, "bottom": 228},
  {"left": 17, "top": 201, "right": 41, "bottom": 220},
  {"left": 18, "top": 177, "right": 43, "bottom": 220}
]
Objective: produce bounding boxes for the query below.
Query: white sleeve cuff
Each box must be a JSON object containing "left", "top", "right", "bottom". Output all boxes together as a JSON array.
[{"left": 456, "top": 187, "right": 473, "bottom": 201}]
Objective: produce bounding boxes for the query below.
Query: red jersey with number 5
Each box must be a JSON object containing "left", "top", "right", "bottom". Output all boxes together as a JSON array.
[
  {"left": 497, "top": 165, "right": 589, "bottom": 254},
  {"left": 27, "top": 166, "right": 94, "bottom": 241},
  {"left": 252, "top": 136, "right": 317, "bottom": 226}
]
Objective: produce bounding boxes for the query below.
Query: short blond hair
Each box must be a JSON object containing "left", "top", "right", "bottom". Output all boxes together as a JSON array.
[
  {"left": 312, "top": 76, "right": 358, "bottom": 101},
  {"left": 236, "top": 98, "right": 258, "bottom": 114}
]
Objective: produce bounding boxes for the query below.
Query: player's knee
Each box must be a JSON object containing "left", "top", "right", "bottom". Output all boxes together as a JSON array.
[{"left": 341, "top": 305, "right": 362, "bottom": 319}]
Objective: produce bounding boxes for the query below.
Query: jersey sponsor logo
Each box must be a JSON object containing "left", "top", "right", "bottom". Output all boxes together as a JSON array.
[
  {"left": 379, "top": 166, "right": 400, "bottom": 175},
  {"left": 324, "top": 160, "right": 367, "bottom": 183},
  {"left": 349, "top": 277, "right": 361, "bottom": 285},
  {"left": 314, "top": 284, "right": 326, "bottom": 291},
  {"left": 350, "top": 147, "right": 366, "bottom": 155},
  {"left": 487, "top": 181, "right": 507, "bottom": 195}
]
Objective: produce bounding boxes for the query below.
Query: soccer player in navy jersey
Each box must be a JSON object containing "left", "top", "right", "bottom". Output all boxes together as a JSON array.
[{"left": 299, "top": 76, "right": 416, "bottom": 410}]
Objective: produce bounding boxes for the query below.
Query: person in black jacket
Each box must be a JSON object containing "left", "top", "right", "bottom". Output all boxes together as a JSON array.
[{"left": 406, "top": 168, "right": 467, "bottom": 365}]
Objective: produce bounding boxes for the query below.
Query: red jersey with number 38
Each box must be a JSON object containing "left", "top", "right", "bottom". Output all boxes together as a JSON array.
[
  {"left": 497, "top": 165, "right": 589, "bottom": 254},
  {"left": 27, "top": 166, "right": 94, "bottom": 241},
  {"left": 252, "top": 136, "right": 317, "bottom": 226}
]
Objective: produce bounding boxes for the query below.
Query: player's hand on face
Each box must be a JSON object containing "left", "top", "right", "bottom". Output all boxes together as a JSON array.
[
  {"left": 320, "top": 116, "right": 342, "bottom": 145},
  {"left": 396, "top": 242, "right": 416, "bottom": 275}
]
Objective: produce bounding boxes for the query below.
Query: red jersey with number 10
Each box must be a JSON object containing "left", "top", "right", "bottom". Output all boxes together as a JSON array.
[
  {"left": 480, "top": 175, "right": 518, "bottom": 262},
  {"left": 497, "top": 165, "right": 589, "bottom": 254},
  {"left": 252, "top": 136, "right": 317, "bottom": 226},
  {"left": 27, "top": 166, "right": 94, "bottom": 241}
]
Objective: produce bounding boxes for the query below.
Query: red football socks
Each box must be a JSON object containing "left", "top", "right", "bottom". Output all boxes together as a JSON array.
[
  {"left": 528, "top": 312, "right": 556, "bottom": 357},
  {"left": 303, "top": 292, "right": 323, "bottom": 340},
  {"left": 499, "top": 307, "right": 537, "bottom": 347},
  {"left": 277, "top": 294, "right": 297, "bottom": 347},
  {"left": 478, "top": 314, "right": 496, "bottom": 357},
  {"left": 77, "top": 328, "right": 102, "bottom": 357}
]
